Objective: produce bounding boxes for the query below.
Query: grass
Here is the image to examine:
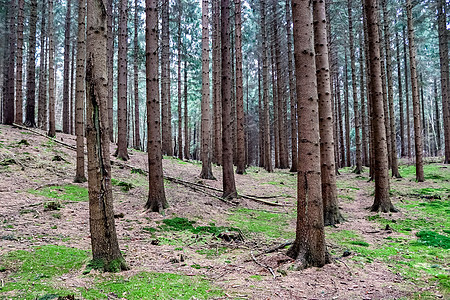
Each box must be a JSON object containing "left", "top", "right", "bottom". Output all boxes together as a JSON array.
[
  {"left": 111, "top": 178, "right": 134, "bottom": 192},
  {"left": 227, "top": 208, "right": 294, "bottom": 239},
  {"left": 160, "top": 217, "right": 240, "bottom": 235},
  {"left": 398, "top": 164, "right": 450, "bottom": 181},
  {"left": 29, "top": 184, "right": 88, "bottom": 202},
  {"left": 326, "top": 229, "right": 370, "bottom": 248}
]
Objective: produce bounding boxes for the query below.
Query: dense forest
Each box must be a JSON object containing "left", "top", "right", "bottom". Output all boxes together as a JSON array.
[{"left": 0, "top": 0, "right": 449, "bottom": 299}]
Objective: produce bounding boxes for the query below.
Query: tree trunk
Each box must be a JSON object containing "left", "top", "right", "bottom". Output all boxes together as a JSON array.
[
  {"left": 271, "top": 45, "right": 279, "bottom": 169},
  {"left": 25, "top": 0, "right": 38, "bottom": 128},
  {"left": 75, "top": 0, "right": 87, "bottom": 183},
  {"left": 364, "top": 0, "right": 396, "bottom": 212},
  {"left": 359, "top": 34, "right": 368, "bottom": 167},
  {"left": 15, "top": 0, "right": 24, "bottom": 124},
  {"left": 161, "top": 0, "right": 172, "bottom": 156},
  {"left": 145, "top": 0, "right": 168, "bottom": 212},
  {"left": 37, "top": 0, "right": 47, "bottom": 129},
  {"left": 235, "top": 0, "right": 245, "bottom": 174},
  {"left": 406, "top": 0, "right": 424, "bottom": 182},
  {"left": 47, "top": 0, "right": 56, "bottom": 137},
  {"left": 313, "top": 0, "right": 343, "bottom": 226},
  {"left": 348, "top": 0, "right": 362, "bottom": 173},
  {"left": 200, "top": 0, "right": 215, "bottom": 180},
  {"left": 62, "top": 0, "right": 72, "bottom": 133},
  {"left": 2, "top": 0, "right": 15, "bottom": 125},
  {"left": 184, "top": 60, "right": 189, "bottom": 160},
  {"left": 403, "top": 26, "right": 412, "bottom": 159},
  {"left": 286, "top": 0, "right": 297, "bottom": 172},
  {"left": 344, "top": 51, "right": 351, "bottom": 167},
  {"left": 380, "top": 30, "right": 391, "bottom": 170},
  {"left": 434, "top": 78, "right": 442, "bottom": 154},
  {"left": 107, "top": 0, "right": 114, "bottom": 142},
  {"left": 221, "top": 0, "right": 237, "bottom": 199},
  {"left": 177, "top": 0, "right": 183, "bottom": 160},
  {"left": 86, "top": 0, "right": 127, "bottom": 271},
  {"left": 337, "top": 74, "right": 345, "bottom": 168},
  {"left": 287, "top": 0, "right": 327, "bottom": 268},
  {"left": 70, "top": 41, "right": 76, "bottom": 134},
  {"left": 212, "top": 0, "right": 222, "bottom": 166},
  {"left": 397, "top": 32, "right": 405, "bottom": 158}
]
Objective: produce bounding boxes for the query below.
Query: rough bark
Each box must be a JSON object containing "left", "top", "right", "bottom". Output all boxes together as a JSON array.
[
  {"left": 25, "top": 0, "right": 38, "bottom": 128},
  {"left": 145, "top": 0, "right": 168, "bottom": 212},
  {"left": 380, "top": 29, "right": 391, "bottom": 169},
  {"left": 287, "top": 0, "right": 328, "bottom": 268},
  {"left": 133, "top": 0, "right": 141, "bottom": 150},
  {"left": 364, "top": 0, "right": 396, "bottom": 213},
  {"left": 406, "top": 0, "right": 425, "bottom": 182},
  {"left": 3, "top": 0, "right": 15, "bottom": 125},
  {"left": 397, "top": 32, "right": 406, "bottom": 158},
  {"left": 62, "top": 0, "right": 72, "bottom": 134},
  {"left": 359, "top": 34, "right": 368, "bottom": 167},
  {"left": 212, "top": 0, "right": 222, "bottom": 165},
  {"left": 177, "top": 0, "right": 183, "bottom": 160},
  {"left": 86, "top": 0, "right": 127, "bottom": 271},
  {"left": 403, "top": 26, "right": 411, "bottom": 159},
  {"left": 47, "top": 0, "right": 56, "bottom": 137},
  {"left": 184, "top": 60, "right": 189, "bottom": 160},
  {"left": 344, "top": 52, "right": 351, "bottom": 167},
  {"left": 337, "top": 74, "right": 345, "bottom": 168},
  {"left": 15, "top": 0, "right": 24, "bottom": 124},
  {"left": 271, "top": 45, "right": 279, "bottom": 169},
  {"left": 434, "top": 78, "right": 441, "bottom": 153},
  {"left": 107, "top": 0, "right": 114, "bottom": 142},
  {"left": 37, "top": 0, "right": 47, "bottom": 129},
  {"left": 161, "top": 0, "right": 172, "bottom": 156},
  {"left": 235, "top": 0, "right": 245, "bottom": 174},
  {"left": 221, "top": 0, "right": 237, "bottom": 199},
  {"left": 313, "top": 0, "right": 343, "bottom": 226}
]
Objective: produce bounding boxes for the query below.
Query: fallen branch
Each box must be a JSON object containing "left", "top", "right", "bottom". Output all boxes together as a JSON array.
[
  {"left": 250, "top": 251, "right": 277, "bottom": 279},
  {"left": 13, "top": 123, "right": 77, "bottom": 151},
  {"left": 262, "top": 240, "right": 294, "bottom": 255}
]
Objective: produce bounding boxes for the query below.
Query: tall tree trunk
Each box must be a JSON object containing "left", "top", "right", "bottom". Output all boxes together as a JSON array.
[
  {"left": 286, "top": 0, "right": 297, "bottom": 172},
  {"left": 86, "top": 0, "right": 127, "bottom": 271},
  {"left": 47, "top": 0, "right": 56, "bottom": 137},
  {"left": 70, "top": 41, "right": 76, "bottom": 135},
  {"left": 434, "top": 78, "right": 441, "bottom": 154},
  {"left": 235, "top": 0, "right": 245, "bottom": 174},
  {"left": 344, "top": 51, "right": 351, "bottom": 167},
  {"left": 337, "top": 74, "right": 345, "bottom": 168},
  {"left": 348, "top": 0, "right": 362, "bottom": 173},
  {"left": 3, "top": 0, "right": 15, "bottom": 125},
  {"left": 359, "top": 34, "right": 368, "bottom": 167},
  {"left": 62, "top": 0, "right": 72, "bottom": 133},
  {"left": 397, "top": 31, "right": 406, "bottom": 158},
  {"left": 15, "top": 0, "right": 24, "bottom": 124},
  {"left": 133, "top": 0, "right": 141, "bottom": 151},
  {"left": 145, "top": 0, "right": 168, "bottom": 212},
  {"left": 107, "top": 0, "right": 114, "bottom": 142},
  {"left": 25, "top": 0, "right": 38, "bottom": 128},
  {"left": 406, "top": 0, "right": 425, "bottom": 182},
  {"left": 75, "top": 0, "right": 87, "bottom": 183},
  {"left": 380, "top": 29, "right": 391, "bottom": 169},
  {"left": 221, "top": 0, "right": 237, "bottom": 198},
  {"left": 403, "top": 26, "right": 411, "bottom": 159},
  {"left": 212, "top": 0, "right": 222, "bottom": 165},
  {"left": 184, "top": 60, "right": 189, "bottom": 160},
  {"left": 258, "top": 59, "right": 264, "bottom": 167},
  {"left": 37, "top": 0, "right": 47, "bottom": 129},
  {"left": 177, "top": 0, "right": 183, "bottom": 160},
  {"left": 261, "top": 0, "right": 272, "bottom": 172},
  {"left": 364, "top": 0, "right": 396, "bottom": 212},
  {"left": 161, "top": 0, "right": 172, "bottom": 155},
  {"left": 382, "top": 0, "right": 400, "bottom": 178},
  {"left": 420, "top": 74, "right": 426, "bottom": 154},
  {"left": 271, "top": 45, "right": 280, "bottom": 169},
  {"left": 438, "top": 0, "right": 450, "bottom": 163},
  {"left": 200, "top": 0, "right": 215, "bottom": 180},
  {"left": 313, "top": 0, "right": 343, "bottom": 226},
  {"left": 287, "top": 0, "right": 328, "bottom": 268}
]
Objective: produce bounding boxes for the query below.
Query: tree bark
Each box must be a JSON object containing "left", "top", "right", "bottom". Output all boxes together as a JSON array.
[
  {"left": 221, "top": 0, "right": 237, "bottom": 199},
  {"left": 107, "top": 0, "right": 114, "bottom": 142},
  {"left": 406, "top": 0, "right": 425, "bottom": 181},
  {"left": 25, "top": 0, "right": 38, "bottom": 128},
  {"left": 47, "top": 0, "right": 56, "bottom": 137},
  {"left": 86, "top": 0, "right": 127, "bottom": 271},
  {"left": 397, "top": 32, "right": 406, "bottom": 158},
  {"left": 37, "top": 0, "right": 47, "bottom": 129},
  {"left": 403, "top": 26, "right": 412, "bottom": 159},
  {"left": 133, "top": 0, "right": 141, "bottom": 151},
  {"left": 2, "top": 0, "right": 15, "bottom": 125},
  {"left": 313, "top": 0, "right": 343, "bottom": 226},
  {"left": 161, "top": 0, "right": 172, "bottom": 156},
  {"left": 62, "top": 0, "right": 72, "bottom": 133},
  {"left": 344, "top": 51, "right": 351, "bottom": 167},
  {"left": 177, "top": 0, "right": 183, "bottom": 160},
  {"left": 15, "top": 0, "right": 24, "bottom": 125},
  {"left": 235, "top": 0, "right": 245, "bottom": 174},
  {"left": 364, "top": 0, "right": 396, "bottom": 212},
  {"left": 434, "top": 78, "right": 441, "bottom": 154},
  {"left": 184, "top": 60, "right": 189, "bottom": 160},
  {"left": 287, "top": 0, "right": 328, "bottom": 268},
  {"left": 359, "top": 34, "right": 368, "bottom": 167},
  {"left": 212, "top": 0, "right": 222, "bottom": 166},
  {"left": 145, "top": 0, "right": 168, "bottom": 212}
]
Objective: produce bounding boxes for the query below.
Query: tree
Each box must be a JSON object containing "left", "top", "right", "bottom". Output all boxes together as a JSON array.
[
  {"left": 344, "top": 52, "right": 351, "bottom": 167},
  {"left": 2, "top": 0, "right": 15, "bottom": 125},
  {"left": 184, "top": 60, "right": 189, "bottom": 160},
  {"left": 406, "top": 0, "right": 425, "bottom": 182},
  {"left": 145, "top": 0, "right": 168, "bottom": 212},
  {"left": 133, "top": 0, "right": 141, "bottom": 151},
  {"left": 177, "top": 0, "right": 183, "bottom": 160},
  {"left": 115, "top": 0, "right": 129, "bottom": 161},
  {"left": 397, "top": 32, "right": 406, "bottom": 158},
  {"left": 37, "top": 0, "right": 47, "bottom": 129},
  {"left": 161, "top": 0, "right": 172, "bottom": 156},
  {"left": 25, "top": 0, "right": 38, "bottom": 128},
  {"left": 15, "top": 0, "right": 24, "bottom": 124},
  {"left": 107, "top": 0, "right": 114, "bottom": 142},
  {"left": 85, "top": 0, "right": 127, "bottom": 271},
  {"left": 438, "top": 0, "right": 450, "bottom": 163},
  {"left": 75, "top": 0, "right": 87, "bottom": 183},
  {"left": 235, "top": 0, "right": 245, "bottom": 174},
  {"left": 403, "top": 26, "right": 412, "bottom": 159},
  {"left": 364, "top": 0, "right": 396, "bottom": 213},
  {"left": 199, "top": 0, "right": 215, "bottom": 180},
  {"left": 287, "top": 0, "right": 328, "bottom": 268},
  {"left": 313, "top": 0, "right": 343, "bottom": 226},
  {"left": 212, "top": 0, "right": 222, "bottom": 166},
  {"left": 47, "top": 0, "right": 56, "bottom": 137},
  {"left": 62, "top": 0, "right": 72, "bottom": 134},
  {"left": 221, "top": 0, "right": 237, "bottom": 199}
]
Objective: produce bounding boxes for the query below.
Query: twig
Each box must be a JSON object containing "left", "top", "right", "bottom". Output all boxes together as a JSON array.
[
  {"left": 335, "top": 258, "right": 352, "bottom": 275},
  {"left": 250, "top": 251, "right": 277, "bottom": 279},
  {"left": 260, "top": 240, "right": 294, "bottom": 255}
]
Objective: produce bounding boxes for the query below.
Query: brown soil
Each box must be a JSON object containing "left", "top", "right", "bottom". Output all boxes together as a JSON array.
[{"left": 0, "top": 124, "right": 433, "bottom": 299}]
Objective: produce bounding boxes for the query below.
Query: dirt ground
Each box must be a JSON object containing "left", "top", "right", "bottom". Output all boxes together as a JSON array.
[{"left": 0, "top": 124, "right": 446, "bottom": 299}]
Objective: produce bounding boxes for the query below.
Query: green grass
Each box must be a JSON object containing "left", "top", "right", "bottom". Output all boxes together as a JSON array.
[
  {"left": 0, "top": 245, "right": 89, "bottom": 299},
  {"left": 160, "top": 217, "right": 239, "bottom": 235},
  {"left": 414, "top": 231, "right": 450, "bottom": 249},
  {"left": 398, "top": 164, "right": 450, "bottom": 181},
  {"left": 29, "top": 184, "right": 88, "bottom": 202},
  {"left": 227, "top": 208, "right": 294, "bottom": 239},
  {"left": 111, "top": 178, "right": 134, "bottom": 192},
  {"left": 327, "top": 230, "right": 370, "bottom": 248},
  {"left": 196, "top": 247, "right": 229, "bottom": 258}
]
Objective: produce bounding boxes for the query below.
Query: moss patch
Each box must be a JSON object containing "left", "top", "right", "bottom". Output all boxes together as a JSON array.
[{"left": 29, "top": 184, "right": 88, "bottom": 202}]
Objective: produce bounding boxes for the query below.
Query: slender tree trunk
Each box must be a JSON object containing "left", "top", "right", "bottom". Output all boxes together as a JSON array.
[
  {"left": 62, "top": 0, "right": 72, "bottom": 133},
  {"left": 403, "top": 26, "right": 412, "bottom": 159},
  {"left": 337, "top": 74, "right": 345, "bottom": 168},
  {"left": 287, "top": 0, "right": 328, "bottom": 268},
  {"left": 2, "top": 0, "right": 15, "bottom": 125},
  {"left": 75, "top": 0, "right": 87, "bottom": 183},
  {"left": 344, "top": 52, "right": 351, "bottom": 167},
  {"left": 184, "top": 60, "right": 189, "bottom": 160},
  {"left": 37, "top": 0, "right": 47, "bottom": 129},
  {"left": 221, "top": 0, "right": 237, "bottom": 199},
  {"left": 420, "top": 74, "right": 426, "bottom": 154},
  {"left": 364, "top": 0, "right": 396, "bottom": 213},
  {"left": 258, "top": 59, "right": 264, "bottom": 167},
  {"left": 271, "top": 45, "right": 280, "bottom": 169},
  {"left": 47, "top": 0, "right": 56, "bottom": 137},
  {"left": 397, "top": 32, "right": 405, "bottom": 158},
  {"left": 70, "top": 41, "right": 76, "bottom": 135},
  {"left": 161, "top": 0, "right": 172, "bottom": 155},
  {"left": 212, "top": 0, "right": 222, "bottom": 165},
  {"left": 86, "top": 0, "right": 127, "bottom": 271},
  {"left": 25, "top": 0, "right": 38, "bottom": 128},
  {"left": 380, "top": 30, "right": 392, "bottom": 169},
  {"left": 434, "top": 78, "right": 441, "bottom": 153},
  {"left": 200, "top": 0, "right": 214, "bottom": 180},
  {"left": 286, "top": 0, "right": 297, "bottom": 172},
  {"left": 348, "top": 0, "right": 362, "bottom": 173},
  {"left": 406, "top": 0, "right": 425, "bottom": 181},
  {"left": 145, "top": 0, "right": 168, "bottom": 212},
  {"left": 107, "top": 0, "right": 114, "bottom": 142},
  {"left": 235, "top": 0, "right": 245, "bottom": 174},
  {"left": 313, "top": 0, "right": 343, "bottom": 226},
  {"left": 177, "top": 0, "right": 183, "bottom": 160},
  {"left": 359, "top": 34, "right": 368, "bottom": 167},
  {"left": 133, "top": 0, "right": 141, "bottom": 151},
  {"left": 15, "top": 0, "right": 24, "bottom": 124}
]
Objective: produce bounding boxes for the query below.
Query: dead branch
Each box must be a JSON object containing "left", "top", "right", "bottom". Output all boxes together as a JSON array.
[
  {"left": 250, "top": 251, "right": 277, "bottom": 279},
  {"left": 13, "top": 123, "right": 77, "bottom": 151}
]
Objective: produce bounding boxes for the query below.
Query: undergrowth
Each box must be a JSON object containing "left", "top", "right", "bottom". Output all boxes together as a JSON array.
[{"left": 29, "top": 184, "right": 88, "bottom": 202}]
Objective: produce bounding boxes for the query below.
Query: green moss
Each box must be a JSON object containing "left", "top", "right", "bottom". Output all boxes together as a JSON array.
[
  {"left": 399, "top": 164, "right": 450, "bottom": 181},
  {"left": 196, "top": 247, "right": 229, "bottom": 258},
  {"left": 249, "top": 275, "right": 263, "bottom": 281},
  {"left": 160, "top": 217, "right": 239, "bottom": 235},
  {"left": 29, "top": 184, "right": 88, "bottom": 202},
  {"left": 111, "top": 178, "right": 134, "bottom": 192},
  {"left": 327, "top": 230, "right": 369, "bottom": 248},
  {"left": 82, "top": 272, "right": 223, "bottom": 299},
  {"left": 414, "top": 231, "right": 450, "bottom": 249}
]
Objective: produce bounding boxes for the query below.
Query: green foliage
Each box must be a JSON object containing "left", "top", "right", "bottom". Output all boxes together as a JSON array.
[
  {"left": 29, "top": 184, "right": 88, "bottom": 202},
  {"left": 398, "top": 165, "right": 450, "bottom": 181},
  {"left": 327, "top": 230, "right": 370, "bottom": 248},
  {"left": 415, "top": 231, "right": 450, "bottom": 249},
  {"left": 160, "top": 217, "right": 239, "bottom": 235},
  {"left": 196, "top": 247, "right": 229, "bottom": 258},
  {"left": 227, "top": 208, "right": 294, "bottom": 239},
  {"left": 111, "top": 178, "right": 134, "bottom": 192}
]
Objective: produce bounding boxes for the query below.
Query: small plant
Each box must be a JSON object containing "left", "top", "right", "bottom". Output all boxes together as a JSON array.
[
  {"left": 131, "top": 168, "right": 146, "bottom": 175},
  {"left": 111, "top": 178, "right": 134, "bottom": 192}
]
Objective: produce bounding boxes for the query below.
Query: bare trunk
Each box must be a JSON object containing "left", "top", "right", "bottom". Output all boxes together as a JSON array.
[
  {"left": 37, "top": 0, "right": 47, "bottom": 129},
  {"left": 212, "top": 0, "right": 222, "bottom": 165},
  {"left": 133, "top": 0, "right": 141, "bottom": 151},
  {"left": 235, "top": 0, "right": 245, "bottom": 174},
  {"left": 184, "top": 60, "right": 189, "bottom": 160},
  {"left": 344, "top": 52, "right": 351, "bottom": 167},
  {"left": 161, "top": 0, "right": 172, "bottom": 155},
  {"left": 107, "top": 0, "right": 114, "bottom": 142},
  {"left": 15, "top": 0, "right": 24, "bottom": 124},
  {"left": 25, "top": 0, "right": 38, "bottom": 128},
  {"left": 62, "top": 0, "right": 72, "bottom": 133},
  {"left": 397, "top": 32, "right": 406, "bottom": 158},
  {"left": 404, "top": 26, "right": 412, "bottom": 159},
  {"left": 3, "top": 0, "right": 15, "bottom": 125},
  {"left": 177, "top": 0, "right": 183, "bottom": 160},
  {"left": 47, "top": 0, "right": 55, "bottom": 137}
]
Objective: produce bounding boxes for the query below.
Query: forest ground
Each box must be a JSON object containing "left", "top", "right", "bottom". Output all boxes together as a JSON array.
[{"left": 0, "top": 124, "right": 448, "bottom": 300}]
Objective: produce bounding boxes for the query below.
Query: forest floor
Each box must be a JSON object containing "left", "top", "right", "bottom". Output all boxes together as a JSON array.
[{"left": 0, "top": 124, "right": 449, "bottom": 300}]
